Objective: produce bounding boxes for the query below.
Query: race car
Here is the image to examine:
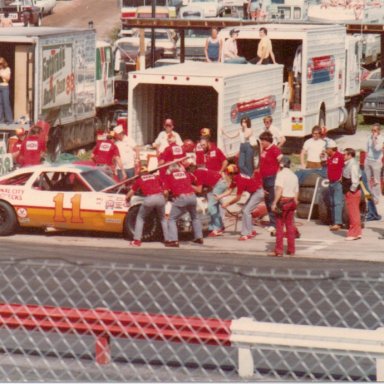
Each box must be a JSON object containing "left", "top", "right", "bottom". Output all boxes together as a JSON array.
[{"left": 0, "top": 164, "right": 209, "bottom": 240}]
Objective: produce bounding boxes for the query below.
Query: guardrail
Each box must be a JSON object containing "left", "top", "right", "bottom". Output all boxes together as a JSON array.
[{"left": 0, "top": 303, "right": 383, "bottom": 380}]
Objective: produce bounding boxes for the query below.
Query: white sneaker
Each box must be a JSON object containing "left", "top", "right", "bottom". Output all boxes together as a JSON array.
[
  {"left": 345, "top": 236, "right": 359, "bottom": 241},
  {"left": 266, "top": 226, "right": 276, "bottom": 232}
]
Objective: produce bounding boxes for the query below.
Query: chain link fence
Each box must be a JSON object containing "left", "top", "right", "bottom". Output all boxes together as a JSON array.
[{"left": 0, "top": 259, "right": 383, "bottom": 381}]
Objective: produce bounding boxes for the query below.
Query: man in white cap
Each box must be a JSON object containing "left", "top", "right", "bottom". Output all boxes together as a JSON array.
[
  {"left": 222, "top": 29, "right": 248, "bottom": 64},
  {"left": 325, "top": 139, "right": 344, "bottom": 232},
  {"left": 113, "top": 124, "right": 140, "bottom": 180},
  {"left": 153, "top": 118, "right": 183, "bottom": 154}
]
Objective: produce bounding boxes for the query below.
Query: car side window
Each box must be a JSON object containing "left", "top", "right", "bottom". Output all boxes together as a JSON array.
[
  {"left": 49, "top": 172, "right": 91, "bottom": 192},
  {"left": 0, "top": 173, "right": 33, "bottom": 186}
]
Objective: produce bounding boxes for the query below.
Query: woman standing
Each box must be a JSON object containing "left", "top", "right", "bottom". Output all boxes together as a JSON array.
[
  {"left": 205, "top": 28, "right": 222, "bottom": 63},
  {"left": 0, "top": 57, "right": 13, "bottom": 124}
]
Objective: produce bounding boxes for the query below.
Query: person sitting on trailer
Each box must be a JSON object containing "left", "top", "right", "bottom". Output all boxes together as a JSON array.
[
  {"left": 222, "top": 29, "right": 248, "bottom": 64},
  {"left": 17, "top": 126, "right": 46, "bottom": 167},
  {"left": 152, "top": 118, "right": 183, "bottom": 154},
  {"left": 126, "top": 165, "right": 169, "bottom": 247},
  {"left": 0, "top": 12, "right": 13, "bottom": 27}
]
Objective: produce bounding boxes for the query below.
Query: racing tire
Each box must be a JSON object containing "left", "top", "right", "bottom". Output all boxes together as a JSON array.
[
  {"left": 344, "top": 104, "right": 358, "bottom": 135},
  {"left": 0, "top": 201, "right": 18, "bottom": 236},
  {"left": 296, "top": 203, "right": 318, "bottom": 220},
  {"left": 298, "top": 187, "right": 316, "bottom": 204},
  {"left": 300, "top": 173, "right": 322, "bottom": 188},
  {"left": 123, "top": 204, "right": 163, "bottom": 242},
  {"left": 318, "top": 188, "right": 331, "bottom": 225}
]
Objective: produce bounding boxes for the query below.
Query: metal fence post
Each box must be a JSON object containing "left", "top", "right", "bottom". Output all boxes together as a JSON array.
[
  {"left": 238, "top": 346, "right": 254, "bottom": 378},
  {"left": 95, "top": 335, "right": 110, "bottom": 365}
]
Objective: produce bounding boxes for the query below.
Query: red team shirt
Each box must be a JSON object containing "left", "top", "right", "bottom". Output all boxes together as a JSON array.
[
  {"left": 259, "top": 144, "right": 282, "bottom": 178},
  {"left": 163, "top": 170, "right": 198, "bottom": 196},
  {"left": 160, "top": 143, "right": 186, "bottom": 163},
  {"left": 92, "top": 139, "right": 120, "bottom": 166},
  {"left": 193, "top": 168, "right": 221, "bottom": 188},
  {"left": 231, "top": 172, "right": 262, "bottom": 196},
  {"left": 19, "top": 135, "right": 46, "bottom": 167},
  {"left": 195, "top": 144, "right": 226, "bottom": 171},
  {"left": 131, "top": 174, "right": 163, "bottom": 196},
  {"left": 327, "top": 151, "right": 344, "bottom": 182}
]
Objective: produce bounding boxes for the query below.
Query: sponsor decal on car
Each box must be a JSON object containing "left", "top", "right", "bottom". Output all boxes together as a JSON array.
[
  {"left": 230, "top": 95, "right": 276, "bottom": 124},
  {"left": 16, "top": 207, "right": 28, "bottom": 218},
  {"left": 0, "top": 188, "right": 24, "bottom": 201}
]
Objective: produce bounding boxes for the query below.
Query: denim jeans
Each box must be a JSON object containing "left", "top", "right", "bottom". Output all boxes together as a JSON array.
[
  {"left": 117, "top": 167, "right": 135, "bottom": 181},
  {"left": 241, "top": 188, "right": 264, "bottom": 235},
  {"left": 262, "top": 175, "right": 276, "bottom": 228},
  {"left": 361, "top": 170, "right": 381, "bottom": 221},
  {"left": 207, "top": 179, "right": 228, "bottom": 231},
  {"left": 238, "top": 142, "right": 254, "bottom": 177},
  {"left": 329, "top": 181, "right": 343, "bottom": 225},
  {"left": 0, "top": 85, "right": 13, "bottom": 123},
  {"left": 224, "top": 57, "right": 248, "bottom": 64}
]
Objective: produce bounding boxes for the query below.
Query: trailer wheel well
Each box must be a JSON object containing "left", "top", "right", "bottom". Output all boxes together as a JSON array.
[{"left": 318, "top": 104, "right": 326, "bottom": 127}]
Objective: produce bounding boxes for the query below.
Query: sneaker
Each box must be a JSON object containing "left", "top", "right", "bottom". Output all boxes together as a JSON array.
[
  {"left": 267, "top": 251, "right": 283, "bottom": 257},
  {"left": 208, "top": 230, "right": 223, "bottom": 237},
  {"left": 130, "top": 240, "right": 142, "bottom": 247},
  {"left": 165, "top": 241, "right": 179, "bottom": 247},
  {"left": 193, "top": 238, "right": 204, "bottom": 244},
  {"left": 239, "top": 235, "right": 252, "bottom": 241},
  {"left": 345, "top": 236, "right": 359, "bottom": 241},
  {"left": 330, "top": 224, "right": 341, "bottom": 232}
]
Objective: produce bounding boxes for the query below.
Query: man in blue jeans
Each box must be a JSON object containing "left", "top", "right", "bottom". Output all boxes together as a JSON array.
[{"left": 325, "top": 140, "right": 344, "bottom": 231}]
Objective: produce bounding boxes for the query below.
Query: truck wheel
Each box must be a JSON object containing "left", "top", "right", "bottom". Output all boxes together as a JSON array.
[
  {"left": 123, "top": 204, "right": 162, "bottom": 242},
  {"left": 0, "top": 202, "right": 18, "bottom": 236},
  {"left": 344, "top": 104, "right": 358, "bottom": 135},
  {"left": 296, "top": 203, "right": 318, "bottom": 220}
]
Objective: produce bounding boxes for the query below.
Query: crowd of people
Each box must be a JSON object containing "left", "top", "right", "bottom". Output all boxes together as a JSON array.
[{"left": 8, "top": 114, "right": 383, "bottom": 254}]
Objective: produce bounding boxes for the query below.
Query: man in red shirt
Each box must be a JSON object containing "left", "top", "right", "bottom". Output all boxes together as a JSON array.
[
  {"left": 259, "top": 131, "right": 282, "bottom": 234},
  {"left": 126, "top": 166, "right": 169, "bottom": 247},
  {"left": 193, "top": 166, "right": 229, "bottom": 237},
  {"left": 326, "top": 139, "right": 345, "bottom": 232},
  {"left": 10, "top": 127, "right": 26, "bottom": 166},
  {"left": 216, "top": 164, "right": 264, "bottom": 241},
  {"left": 163, "top": 164, "right": 203, "bottom": 247},
  {"left": 196, "top": 137, "right": 228, "bottom": 172},
  {"left": 91, "top": 131, "right": 126, "bottom": 179},
  {"left": 18, "top": 126, "right": 46, "bottom": 167}
]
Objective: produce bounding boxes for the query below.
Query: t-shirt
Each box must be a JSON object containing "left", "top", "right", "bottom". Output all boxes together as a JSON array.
[
  {"left": 92, "top": 139, "right": 120, "bottom": 166},
  {"left": 366, "top": 134, "right": 384, "bottom": 162},
  {"left": 115, "top": 135, "right": 137, "bottom": 169},
  {"left": 163, "top": 170, "right": 195, "bottom": 196},
  {"left": 275, "top": 168, "right": 299, "bottom": 198},
  {"left": 199, "top": 147, "right": 227, "bottom": 172},
  {"left": 223, "top": 38, "right": 238, "bottom": 60},
  {"left": 19, "top": 135, "right": 46, "bottom": 166},
  {"left": 303, "top": 138, "right": 326, "bottom": 163},
  {"left": 195, "top": 142, "right": 217, "bottom": 167},
  {"left": 161, "top": 142, "right": 186, "bottom": 163},
  {"left": 153, "top": 130, "right": 183, "bottom": 153},
  {"left": 264, "top": 125, "right": 283, "bottom": 146},
  {"left": 193, "top": 168, "right": 221, "bottom": 188},
  {"left": 231, "top": 172, "right": 262, "bottom": 196},
  {"left": 132, "top": 174, "right": 163, "bottom": 196},
  {"left": 327, "top": 151, "right": 344, "bottom": 182},
  {"left": 259, "top": 144, "right": 281, "bottom": 178}
]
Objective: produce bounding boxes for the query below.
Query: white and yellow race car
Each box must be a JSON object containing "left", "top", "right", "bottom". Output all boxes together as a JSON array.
[{"left": 0, "top": 164, "right": 209, "bottom": 240}]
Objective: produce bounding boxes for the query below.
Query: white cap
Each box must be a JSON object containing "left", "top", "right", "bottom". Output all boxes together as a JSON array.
[
  {"left": 113, "top": 125, "right": 124, "bottom": 134},
  {"left": 326, "top": 139, "right": 337, "bottom": 149}
]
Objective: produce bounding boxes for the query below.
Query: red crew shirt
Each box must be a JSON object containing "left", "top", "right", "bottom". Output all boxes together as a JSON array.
[
  {"left": 132, "top": 174, "right": 163, "bottom": 196},
  {"left": 259, "top": 144, "right": 281, "bottom": 178},
  {"left": 327, "top": 151, "right": 344, "bottom": 182},
  {"left": 92, "top": 139, "right": 120, "bottom": 166},
  {"left": 19, "top": 135, "right": 46, "bottom": 167},
  {"left": 163, "top": 170, "right": 196, "bottom": 196},
  {"left": 195, "top": 142, "right": 218, "bottom": 168},
  {"left": 193, "top": 168, "right": 221, "bottom": 188},
  {"left": 161, "top": 143, "right": 186, "bottom": 163},
  {"left": 231, "top": 172, "right": 262, "bottom": 196}
]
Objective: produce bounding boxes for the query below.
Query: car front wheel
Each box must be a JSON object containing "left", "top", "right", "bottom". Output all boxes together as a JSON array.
[{"left": 0, "top": 201, "right": 18, "bottom": 236}]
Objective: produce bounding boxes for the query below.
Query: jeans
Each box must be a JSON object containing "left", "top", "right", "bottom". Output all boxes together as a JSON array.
[
  {"left": 0, "top": 85, "right": 13, "bottom": 123},
  {"left": 364, "top": 159, "right": 382, "bottom": 204},
  {"left": 238, "top": 142, "right": 254, "bottom": 177},
  {"left": 329, "top": 181, "right": 343, "bottom": 225},
  {"left": 134, "top": 193, "right": 168, "bottom": 241},
  {"left": 263, "top": 175, "right": 276, "bottom": 228},
  {"left": 168, "top": 194, "right": 203, "bottom": 241},
  {"left": 207, "top": 179, "right": 228, "bottom": 231},
  {"left": 241, "top": 188, "right": 264, "bottom": 235},
  {"left": 118, "top": 167, "right": 135, "bottom": 181},
  {"left": 224, "top": 57, "right": 248, "bottom": 64},
  {"left": 361, "top": 170, "right": 381, "bottom": 221}
]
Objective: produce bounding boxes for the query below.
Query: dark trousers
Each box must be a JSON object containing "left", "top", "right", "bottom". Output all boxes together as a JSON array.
[
  {"left": 263, "top": 175, "right": 276, "bottom": 228},
  {"left": 238, "top": 142, "right": 254, "bottom": 177}
]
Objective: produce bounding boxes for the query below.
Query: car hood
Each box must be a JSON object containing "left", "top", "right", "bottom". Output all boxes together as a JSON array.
[{"left": 364, "top": 90, "right": 384, "bottom": 102}]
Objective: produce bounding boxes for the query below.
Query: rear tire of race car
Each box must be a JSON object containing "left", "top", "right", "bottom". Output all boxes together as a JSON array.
[
  {"left": 298, "top": 187, "right": 315, "bottom": 204},
  {"left": 296, "top": 203, "right": 318, "bottom": 220},
  {"left": 300, "top": 173, "right": 322, "bottom": 188},
  {"left": 344, "top": 104, "right": 358, "bottom": 135},
  {"left": 0, "top": 202, "right": 18, "bottom": 236},
  {"left": 123, "top": 204, "right": 163, "bottom": 242}
]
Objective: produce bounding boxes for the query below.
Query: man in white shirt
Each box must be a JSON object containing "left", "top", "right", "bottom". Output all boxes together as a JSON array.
[
  {"left": 222, "top": 29, "right": 248, "bottom": 64},
  {"left": 263, "top": 115, "right": 285, "bottom": 148},
  {"left": 113, "top": 124, "right": 140, "bottom": 180},
  {"left": 300, "top": 125, "right": 326, "bottom": 169},
  {"left": 269, "top": 156, "right": 299, "bottom": 257},
  {"left": 153, "top": 118, "right": 183, "bottom": 154}
]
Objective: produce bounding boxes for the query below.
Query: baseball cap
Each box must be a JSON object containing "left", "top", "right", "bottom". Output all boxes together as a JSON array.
[
  {"left": 200, "top": 128, "right": 211, "bottom": 137},
  {"left": 325, "top": 139, "right": 337, "bottom": 149},
  {"left": 230, "top": 29, "right": 239, "bottom": 36},
  {"left": 226, "top": 164, "right": 239, "bottom": 174},
  {"left": 113, "top": 125, "right": 124, "bottom": 134}
]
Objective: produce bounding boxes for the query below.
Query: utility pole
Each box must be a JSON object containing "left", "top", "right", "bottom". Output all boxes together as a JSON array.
[{"left": 151, "top": 0, "right": 156, "bottom": 67}]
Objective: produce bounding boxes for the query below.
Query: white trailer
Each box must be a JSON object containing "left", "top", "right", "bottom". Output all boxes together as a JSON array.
[
  {"left": 219, "top": 24, "right": 361, "bottom": 137},
  {"left": 128, "top": 62, "right": 283, "bottom": 157}
]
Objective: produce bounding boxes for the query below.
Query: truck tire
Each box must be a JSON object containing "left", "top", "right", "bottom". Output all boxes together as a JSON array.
[
  {"left": 344, "top": 104, "right": 358, "bottom": 135},
  {"left": 300, "top": 173, "right": 322, "bottom": 187},
  {"left": 298, "top": 187, "right": 316, "bottom": 204},
  {"left": 296, "top": 203, "right": 318, "bottom": 219},
  {"left": 123, "top": 204, "right": 162, "bottom": 242},
  {"left": 318, "top": 188, "right": 331, "bottom": 225},
  {"left": 0, "top": 201, "right": 18, "bottom": 236}
]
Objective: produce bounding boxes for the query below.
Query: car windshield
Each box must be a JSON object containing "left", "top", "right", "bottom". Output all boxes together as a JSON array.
[
  {"left": 117, "top": 42, "right": 139, "bottom": 51},
  {"left": 185, "top": 28, "right": 210, "bottom": 38},
  {"left": 81, "top": 169, "right": 116, "bottom": 192}
]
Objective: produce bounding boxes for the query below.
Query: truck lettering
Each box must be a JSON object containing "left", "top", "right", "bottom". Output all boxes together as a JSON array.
[{"left": 43, "top": 47, "right": 66, "bottom": 82}]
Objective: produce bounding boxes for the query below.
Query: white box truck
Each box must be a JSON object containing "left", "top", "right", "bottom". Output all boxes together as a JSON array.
[
  {"left": 0, "top": 27, "right": 116, "bottom": 157},
  {"left": 128, "top": 62, "right": 283, "bottom": 157},
  {"left": 219, "top": 24, "right": 361, "bottom": 137}
]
